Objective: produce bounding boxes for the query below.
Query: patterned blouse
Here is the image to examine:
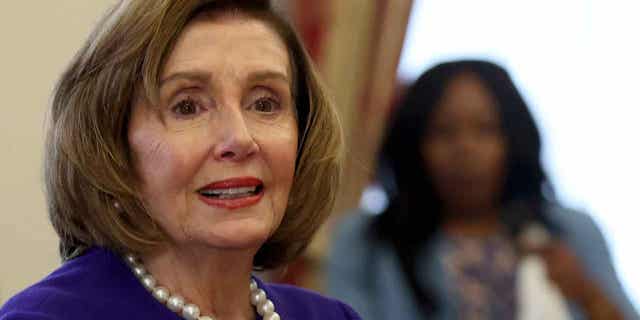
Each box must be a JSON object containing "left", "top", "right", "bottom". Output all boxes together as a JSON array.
[{"left": 441, "top": 233, "right": 519, "bottom": 320}]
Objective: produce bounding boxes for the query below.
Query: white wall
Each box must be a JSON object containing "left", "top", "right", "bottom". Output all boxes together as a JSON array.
[
  {"left": 398, "top": 0, "right": 640, "bottom": 308},
  {"left": 0, "top": 0, "right": 116, "bottom": 303}
]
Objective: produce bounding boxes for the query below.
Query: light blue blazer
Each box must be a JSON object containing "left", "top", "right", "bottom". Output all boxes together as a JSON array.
[{"left": 327, "top": 206, "right": 639, "bottom": 320}]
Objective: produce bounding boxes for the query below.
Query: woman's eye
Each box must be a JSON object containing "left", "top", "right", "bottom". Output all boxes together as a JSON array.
[
  {"left": 431, "top": 125, "right": 454, "bottom": 138},
  {"left": 477, "top": 122, "right": 501, "bottom": 136},
  {"left": 252, "top": 97, "right": 279, "bottom": 113},
  {"left": 172, "top": 98, "right": 199, "bottom": 117}
]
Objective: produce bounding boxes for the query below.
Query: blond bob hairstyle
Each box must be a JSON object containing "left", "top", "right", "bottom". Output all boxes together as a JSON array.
[{"left": 45, "top": 0, "right": 343, "bottom": 269}]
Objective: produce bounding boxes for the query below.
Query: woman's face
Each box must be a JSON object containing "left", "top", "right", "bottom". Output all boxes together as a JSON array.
[
  {"left": 421, "top": 73, "right": 506, "bottom": 214},
  {"left": 128, "top": 14, "right": 298, "bottom": 251}
]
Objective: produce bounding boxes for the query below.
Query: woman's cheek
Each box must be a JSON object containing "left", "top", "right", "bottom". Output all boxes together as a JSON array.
[{"left": 131, "top": 128, "right": 200, "bottom": 193}]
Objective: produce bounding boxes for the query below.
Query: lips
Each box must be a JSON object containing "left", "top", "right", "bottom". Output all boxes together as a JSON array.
[{"left": 197, "top": 177, "right": 264, "bottom": 210}]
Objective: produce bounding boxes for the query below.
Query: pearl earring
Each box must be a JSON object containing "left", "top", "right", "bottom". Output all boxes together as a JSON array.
[{"left": 114, "top": 201, "right": 122, "bottom": 211}]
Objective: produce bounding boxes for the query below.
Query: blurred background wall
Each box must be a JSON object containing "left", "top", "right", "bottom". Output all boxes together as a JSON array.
[
  {"left": 0, "top": 0, "right": 117, "bottom": 302},
  {"left": 1, "top": 0, "right": 637, "bottom": 310}
]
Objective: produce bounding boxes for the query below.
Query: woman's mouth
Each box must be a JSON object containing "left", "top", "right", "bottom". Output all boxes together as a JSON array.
[
  {"left": 198, "top": 185, "right": 263, "bottom": 199},
  {"left": 197, "top": 177, "right": 264, "bottom": 209}
]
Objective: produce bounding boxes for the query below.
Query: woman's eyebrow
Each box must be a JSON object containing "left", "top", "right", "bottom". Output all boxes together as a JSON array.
[
  {"left": 160, "top": 69, "right": 289, "bottom": 88},
  {"left": 246, "top": 70, "right": 290, "bottom": 85},
  {"left": 160, "top": 70, "right": 211, "bottom": 88}
]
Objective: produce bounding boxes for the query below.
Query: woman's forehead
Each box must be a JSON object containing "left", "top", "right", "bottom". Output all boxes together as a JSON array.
[{"left": 161, "top": 13, "right": 291, "bottom": 83}]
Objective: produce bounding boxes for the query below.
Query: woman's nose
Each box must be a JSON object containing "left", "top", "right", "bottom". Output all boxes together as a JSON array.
[{"left": 212, "top": 110, "right": 259, "bottom": 162}]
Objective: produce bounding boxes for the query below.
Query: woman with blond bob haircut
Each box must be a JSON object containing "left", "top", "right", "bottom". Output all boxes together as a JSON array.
[{"left": 0, "top": 1, "right": 360, "bottom": 319}]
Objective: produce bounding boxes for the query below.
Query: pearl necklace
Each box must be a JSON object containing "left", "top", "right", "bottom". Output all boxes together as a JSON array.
[{"left": 123, "top": 254, "right": 281, "bottom": 320}]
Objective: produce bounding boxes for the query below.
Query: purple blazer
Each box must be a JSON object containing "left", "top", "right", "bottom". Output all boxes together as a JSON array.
[{"left": 0, "top": 247, "right": 361, "bottom": 320}]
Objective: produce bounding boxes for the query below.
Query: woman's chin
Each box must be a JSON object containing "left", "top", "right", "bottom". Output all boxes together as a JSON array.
[{"left": 187, "top": 222, "right": 274, "bottom": 251}]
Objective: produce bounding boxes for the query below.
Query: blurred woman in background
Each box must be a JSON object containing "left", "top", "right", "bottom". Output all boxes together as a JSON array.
[{"left": 328, "top": 60, "right": 638, "bottom": 320}]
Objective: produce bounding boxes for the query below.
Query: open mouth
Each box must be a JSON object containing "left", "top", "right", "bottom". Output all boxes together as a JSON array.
[
  {"left": 196, "top": 177, "right": 265, "bottom": 210},
  {"left": 197, "top": 184, "right": 264, "bottom": 200}
]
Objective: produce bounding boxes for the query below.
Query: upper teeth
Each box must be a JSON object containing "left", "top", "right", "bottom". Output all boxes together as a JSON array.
[{"left": 200, "top": 186, "right": 257, "bottom": 196}]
